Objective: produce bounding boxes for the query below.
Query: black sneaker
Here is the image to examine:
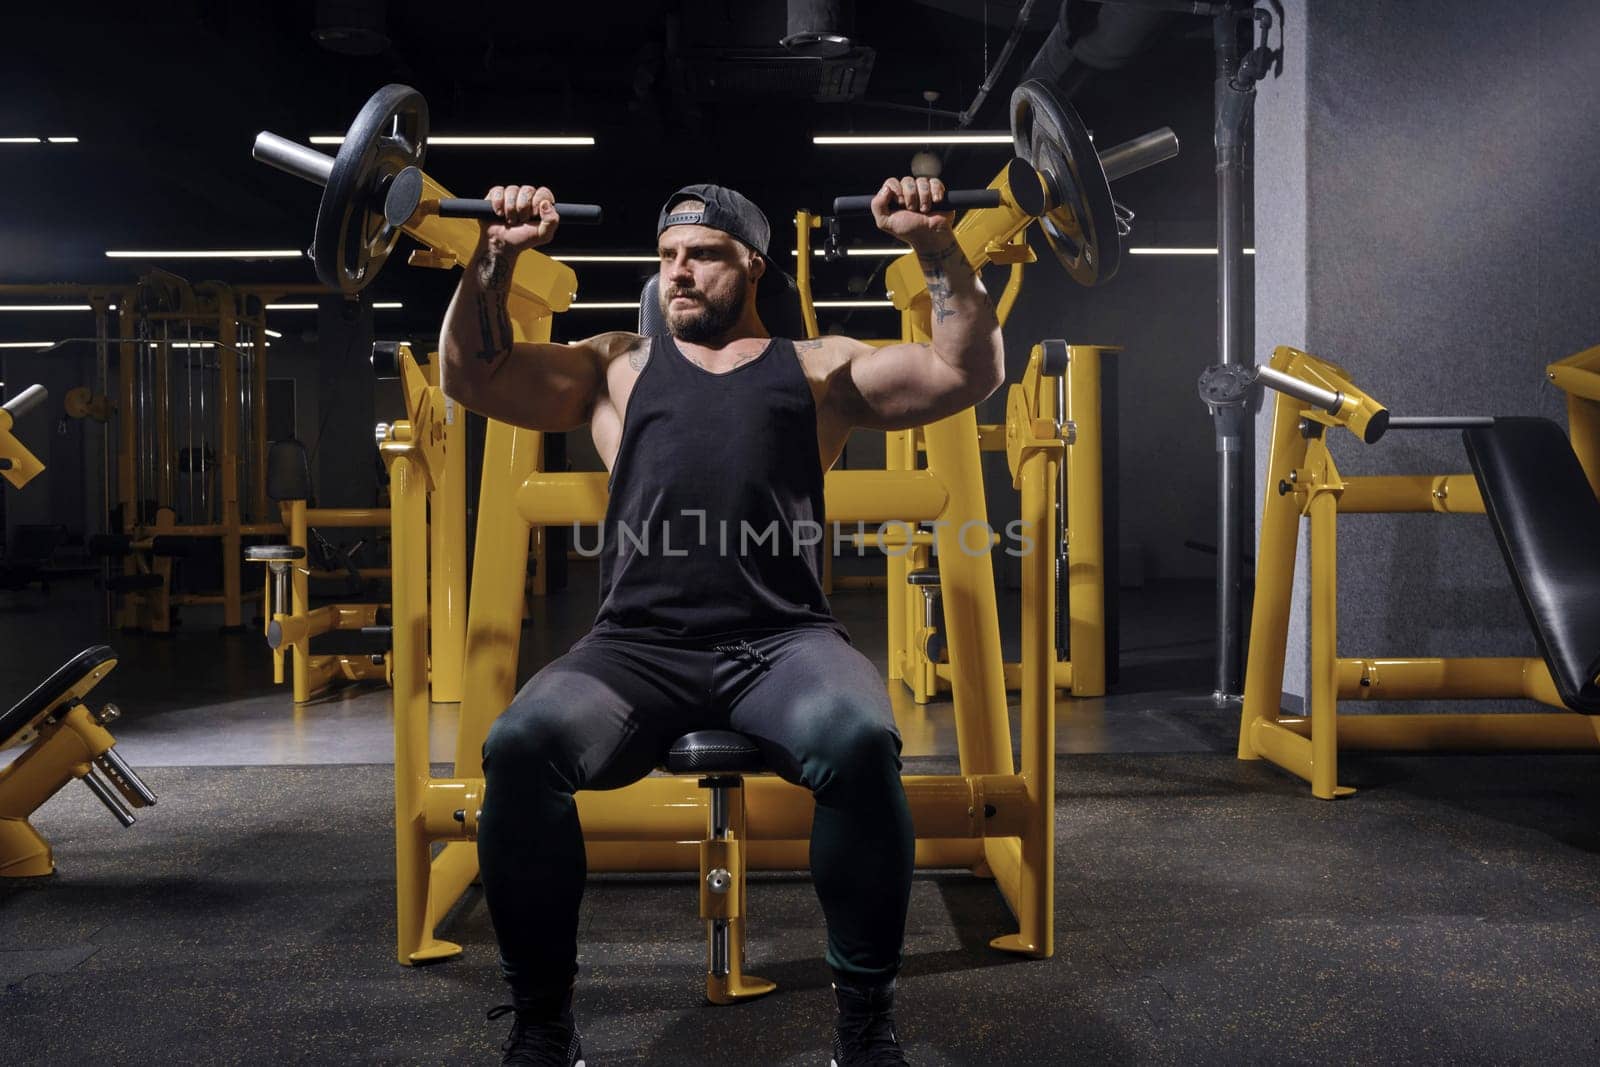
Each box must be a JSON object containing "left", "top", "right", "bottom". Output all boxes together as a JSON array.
[
  {"left": 829, "top": 979, "right": 909, "bottom": 1066},
  {"left": 487, "top": 1004, "right": 586, "bottom": 1066}
]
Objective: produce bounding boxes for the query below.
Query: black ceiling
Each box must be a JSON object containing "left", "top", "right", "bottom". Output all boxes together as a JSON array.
[{"left": 2, "top": 1, "right": 1222, "bottom": 338}]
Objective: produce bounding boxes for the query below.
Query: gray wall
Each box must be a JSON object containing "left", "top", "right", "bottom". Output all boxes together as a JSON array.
[{"left": 1254, "top": 0, "right": 1600, "bottom": 708}]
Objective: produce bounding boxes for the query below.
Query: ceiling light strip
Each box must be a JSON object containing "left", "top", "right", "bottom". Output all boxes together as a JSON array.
[
  {"left": 1127, "top": 247, "right": 1257, "bottom": 255},
  {"left": 310, "top": 135, "right": 595, "bottom": 147},
  {"left": 813, "top": 133, "right": 1013, "bottom": 145},
  {"left": 265, "top": 302, "right": 404, "bottom": 311},
  {"left": 792, "top": 248, "right": 907, "bottom": 258},
  {"left": 0, "top": 305, "right": 94, "bottom": 312},
  {"left": 105, "top": 250, "right": 304, "bottom": 259}
]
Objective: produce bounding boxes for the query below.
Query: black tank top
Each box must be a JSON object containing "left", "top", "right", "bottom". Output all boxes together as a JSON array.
[{"left": 588, "top": 334, "right": 848, "bottom": 644}]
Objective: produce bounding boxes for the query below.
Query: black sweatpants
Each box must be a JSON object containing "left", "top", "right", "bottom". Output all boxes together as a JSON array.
[{"left": 476, "top": 626, "right": 915, "bottom": 1002}]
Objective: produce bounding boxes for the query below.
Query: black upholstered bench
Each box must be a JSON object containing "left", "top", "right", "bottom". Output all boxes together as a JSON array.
[
  {"left": 1463, "top": 417, "right": 1600, "bottom": 713},
  {"left": 663, "top": 729, "right": 778, "bottom": 1005}
]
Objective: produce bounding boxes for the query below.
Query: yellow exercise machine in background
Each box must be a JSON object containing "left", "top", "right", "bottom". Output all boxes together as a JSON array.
[
  {"left": 1236, "top": 345, "right": 1600, "bottom": 799},
  {"left": 0, "top": 274, "right": 394, "bottom": 635},
  {"left": 1, "top": 389, "right": 157, "bottom": 877},
  {"left": 247, "top": 342, "right": 467, "bottom": 704},
  {"left": 0, "top": 385, "right": 48, "bottom": 491},
  {"left": 0, "top": 647, "right": 157, "bottom": 877}
]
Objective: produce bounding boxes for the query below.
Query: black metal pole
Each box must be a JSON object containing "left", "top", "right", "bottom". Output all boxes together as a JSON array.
[{"left": 1210, "top": 8, "right": 1255, "bottom": 702}]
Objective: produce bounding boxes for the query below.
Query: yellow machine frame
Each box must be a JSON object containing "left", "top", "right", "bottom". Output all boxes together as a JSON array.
[
  {"left": 0, "top": 394, "right": 46, "bottom": 491},
  {"left": 381, "top": 159, "right": 1067, "bottom": 970},
  {"left": 793, "top": 180, "right": 1110, "bottom": 705},
  {"left": 1238, "top": 345, "right": 1600, "bottom": 799},
  {"left": 250, "top": 349, "right": 466, "bottom": 705}
]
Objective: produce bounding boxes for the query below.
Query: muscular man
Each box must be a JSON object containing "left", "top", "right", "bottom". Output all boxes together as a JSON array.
[{"left": 441, "top": 177, "right": 1003, "bottom": 1066}]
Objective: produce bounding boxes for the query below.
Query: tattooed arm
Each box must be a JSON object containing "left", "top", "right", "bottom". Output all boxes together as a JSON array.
[
  {"left": 439, "top": 240, "right": 618, "bottom": 432},
  {"left": 439, "top": 183, "right": 627, "bottom": 432},
  {"left": 812, "top": 175, "right": 1004, "bottom": 432}
]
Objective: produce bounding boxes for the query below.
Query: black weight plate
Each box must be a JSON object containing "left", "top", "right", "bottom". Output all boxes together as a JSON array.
[
  {"left": 1011, "top": 80, "right": 1120, "bottom": 286},
  {"left": 313, "top": 84, "right": 429, "bottom": 294}
]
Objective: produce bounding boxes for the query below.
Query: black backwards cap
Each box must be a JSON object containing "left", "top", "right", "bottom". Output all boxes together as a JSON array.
[{"left": 657, "top": 184, "right": 772, "bottom": 263}]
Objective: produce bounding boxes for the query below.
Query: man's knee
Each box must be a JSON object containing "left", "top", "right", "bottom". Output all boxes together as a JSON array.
[
  {"left": 796, "top": 693, "right": 903, "bottom": 793},
  {"left": 483, "top": 694, "right": 585, "bottom": 791}
]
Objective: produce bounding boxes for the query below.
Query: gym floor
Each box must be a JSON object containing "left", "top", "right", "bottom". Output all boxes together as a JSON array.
[{"left": 4, "top": 570, "right": 1600, "bottom": 1064}]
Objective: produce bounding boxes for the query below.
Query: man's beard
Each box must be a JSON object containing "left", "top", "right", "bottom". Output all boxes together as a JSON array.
[{"left": 663, "top": 276, "right": 748, "bottom": 344}]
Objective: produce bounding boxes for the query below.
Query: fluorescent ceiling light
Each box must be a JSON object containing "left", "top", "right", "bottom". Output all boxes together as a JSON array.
[
  {"left": 813, "top": 133, "right": 1012, "bottom": 145},
  {"left": 106, "top": 249, "right": 304, "bottom": 259},
  {"left": 0, "top": 304, "right": 93, "bottom": 311},
  {"left": 310, "top": 134, "right": 594, "bottom": 147},
  {"left": 0, "top": 341, "right": 53, "bottom": 348},
  {"left": 264, "top": 329, "right": 283, "bottom": 338},
  {"left": 1127, "top": 247, "right": 1257, "bottom": 255},
  {"left": 792, "top": 248, "right": 906, "bottom": 258},
  {"left": 159, "top": 341, "right": 268, "bottom": 349},
  {"left": 815, "top": 300, "right": 893, "bottom": 308},
  {"left": 265, "top": 302, "right": 403, "bottom": 311},
  {"left": 0, "top": 137, "right": 41, "bottom": 144},
  {"left": 48, "top": 136, "right": 78, "bottom": 144},
  {"left": 552, "top": 254, "right": 659, "bottom": 263}
]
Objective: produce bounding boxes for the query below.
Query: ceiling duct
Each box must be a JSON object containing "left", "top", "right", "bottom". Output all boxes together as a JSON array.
[
  {"left": 674, "top": 1, "right": 873, "bottom": 104},
  {"left": 783, "top": 0, "right": 853, "bottom": 58}
]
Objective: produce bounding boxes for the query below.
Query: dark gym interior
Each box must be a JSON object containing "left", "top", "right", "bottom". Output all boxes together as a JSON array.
[{"left": 4, "top": 2, "right": 1600, "bottom": 1064}]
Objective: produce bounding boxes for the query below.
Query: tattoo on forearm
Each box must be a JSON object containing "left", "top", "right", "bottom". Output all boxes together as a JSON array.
[
  {"left": 473, "top": 292, "right": 512, "bottom": 363},
  {"left": 473, "top": 249, "right": 514, "bottom": 363},
  {"left": 795, "top": 339, "right": 826, "bottom": 351},
  {"left": 477, "top": 249, "right": 513, "bottom": 292},
  {"left": 917, "top": 242, "right": 966, "bottom": 326}
]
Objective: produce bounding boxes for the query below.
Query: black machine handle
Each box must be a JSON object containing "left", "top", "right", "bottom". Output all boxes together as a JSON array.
[
  {"left": 831, "top": 189, "right": 1002, "bottom": 216},
  {"left": 3, "top": 384, "right": 47, "bottom": 419},
  {"left": 436, "top": 198, "right": 603, "bottom": 224}
]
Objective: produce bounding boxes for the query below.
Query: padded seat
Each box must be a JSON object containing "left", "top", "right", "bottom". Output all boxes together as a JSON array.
[
  {"left": 661, "top": 728, "right": 776, "bottom": 1004},
  {"left": 665, "top": 730, "right": 768, "bottom": 776},
  {"left": 245, "top": 544, "right": 306, "bottom": 562},
  {"left": 1463, "top": 417, "right": 1600, "bottom": 713},
  {"left": 1, "top": 645, "right": 116, "bottom": 743}
]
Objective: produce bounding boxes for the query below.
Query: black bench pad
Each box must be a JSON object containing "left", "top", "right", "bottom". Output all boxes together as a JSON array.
[
  {"left": 1463, "top": 417, "right": 1600, "bottom": 713},
  {"left": 665, "top": 730, "right": 768, "bottom": 776},
  {"left": 1, "top": 645, "right": 117, "bottom": 744}
]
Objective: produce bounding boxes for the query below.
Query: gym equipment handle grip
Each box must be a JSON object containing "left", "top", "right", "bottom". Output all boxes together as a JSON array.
[
  {"left": 832, "top": 189, "right": 1002, "bottom": 216},
  {"left": 3, "top": 384, "right": 47, "bottom": 418},
  {"left": 436, "top": 198, "right": 603, "bottom": 224}
]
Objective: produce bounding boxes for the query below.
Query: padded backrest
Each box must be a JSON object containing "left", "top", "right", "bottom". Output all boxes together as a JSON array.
[
  {"left": 1, "top": 645, "right": 116, "bottom": 745},
  {"left": 638, "top": 275, "right": 669, "bottom": 337},
  {"left": 636, "top": 270, "right": 809, "bottom": 341},
  {"left": 266, "top": 438, "right": 314, "bottom": 503},
  {"left": 1462, "top": 417, "right": 1600, "bottom": 713}
]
